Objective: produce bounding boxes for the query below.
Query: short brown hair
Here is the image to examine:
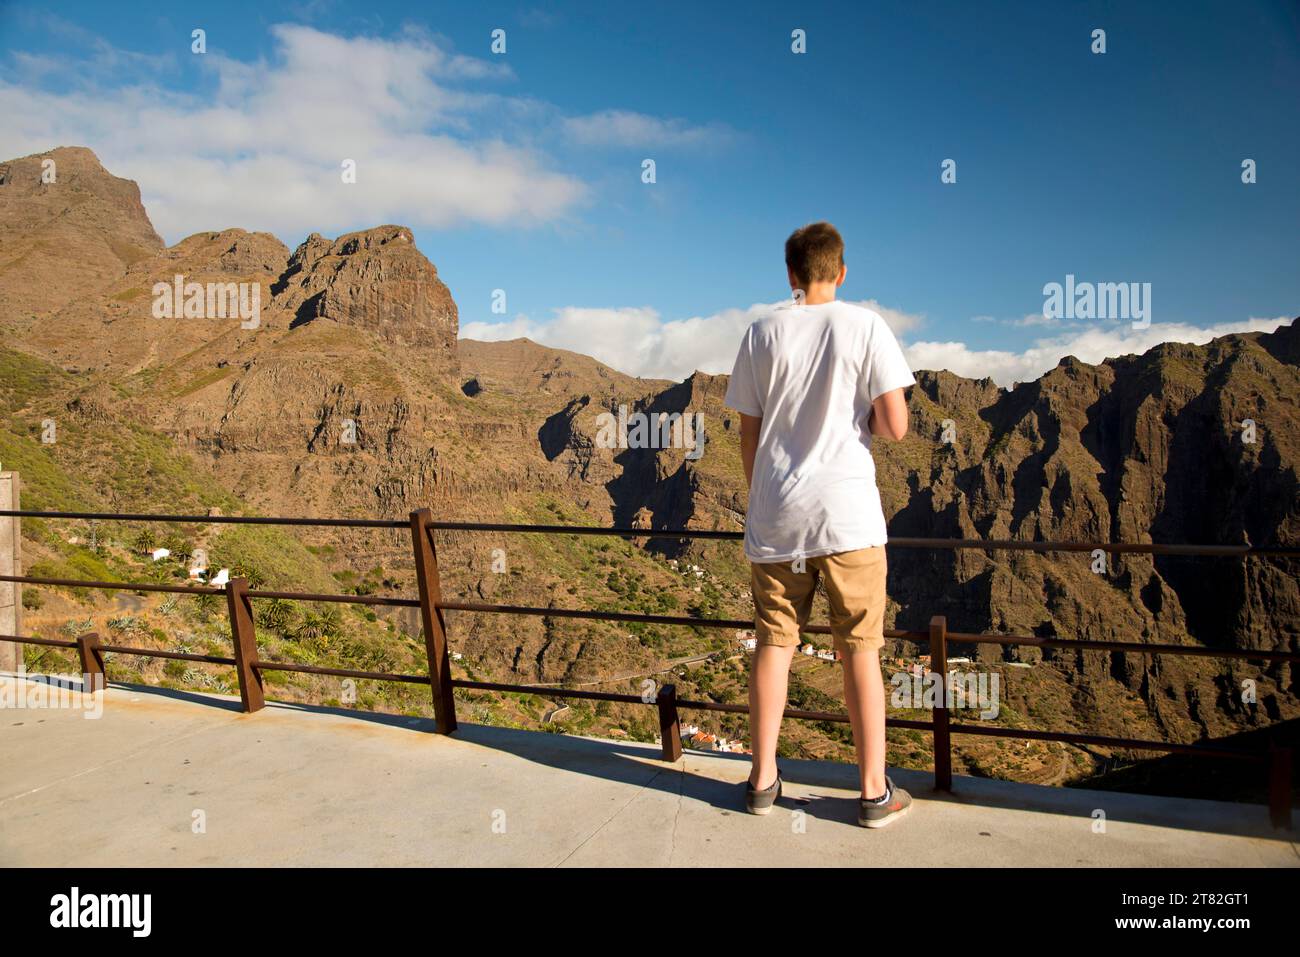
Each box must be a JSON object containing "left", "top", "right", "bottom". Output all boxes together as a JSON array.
[{"left": 784, "top": 221, "right": 844, "bottom": 289}]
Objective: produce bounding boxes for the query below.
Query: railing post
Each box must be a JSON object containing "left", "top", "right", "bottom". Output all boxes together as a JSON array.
[
  {"left": 225, "top": 577, "right": 264, "bottom": 713},
  {"left": 1269, "top": 745, "right": 1293, "bottom": 830},
  {"left": 0, "top": 469, "right": 21, "bottom": 673},
  {"left": 657, "top": 683, "right": 682, "bottom": 762},
  {"left": 76, "top": 631, "right": 105, "bottom": 693},
  {"left": 410, "top": 508, "right": 458, "bottom": 734},
  {"left": 930, "top": 615, "right": 952, "bottom": 791}
]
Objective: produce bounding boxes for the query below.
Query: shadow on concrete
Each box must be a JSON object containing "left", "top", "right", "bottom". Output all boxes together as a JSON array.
[
  {"left": 96, "top": 680, "right": 1294, "bottom": 843},
  {"left": 103, "top": 680, "right": 247, "bottom": 714},
  {"left": 449, "top": 722, "right": 1292, "bottom": 841}
]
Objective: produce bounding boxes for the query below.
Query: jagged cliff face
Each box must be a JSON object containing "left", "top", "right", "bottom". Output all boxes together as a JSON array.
[
  {"left": 896, "top": 339, "right": 1300, "bottom": 652},
  {"left": 1, "top": 146, "right": 1296, "bottom": 746},
  {"left": 882, "top": 332, "right": 1299, "bottom": 741},
  {"left": 274, "top": 226, "right": 458, "bottom": 354}
]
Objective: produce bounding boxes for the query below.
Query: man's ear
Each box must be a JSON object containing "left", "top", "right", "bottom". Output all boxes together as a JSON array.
[
  {"left": 836, "top": 264, "right": 847, "bottom": 287},
  {"left": 787, "top": 268, "right": 800, "bottom": 290}
]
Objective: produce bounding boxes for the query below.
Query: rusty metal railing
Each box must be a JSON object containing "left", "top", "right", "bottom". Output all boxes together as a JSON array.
[{"left": 0, "top": 507, "right": 1295, "bottom": 828}]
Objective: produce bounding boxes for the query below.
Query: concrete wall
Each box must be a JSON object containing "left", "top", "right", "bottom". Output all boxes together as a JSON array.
[{"left": 0, "top": 471, "right": 21, "bottom": 672}]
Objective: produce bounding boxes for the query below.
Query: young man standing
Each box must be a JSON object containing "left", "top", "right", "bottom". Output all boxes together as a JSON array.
[{"left": 723, "top": 222, "right": 916, "bottom": 828}]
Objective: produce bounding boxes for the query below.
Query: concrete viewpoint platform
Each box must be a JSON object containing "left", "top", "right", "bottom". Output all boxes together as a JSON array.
[{"left": 1, "top": 675, "right": 1295, "bottom": 867}]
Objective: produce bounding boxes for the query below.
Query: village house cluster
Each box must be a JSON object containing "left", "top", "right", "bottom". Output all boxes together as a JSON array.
[
  {"left": 679, "top": 723, "right": 749, "bottom": 754},
  {"left": 135, "top": 544, "right": 231, "bottom": 586},
  {"left": 667, "top": 558, "right": 709, "bottom": 594}
]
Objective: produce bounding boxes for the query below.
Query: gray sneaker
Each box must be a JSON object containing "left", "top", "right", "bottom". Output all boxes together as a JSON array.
[
  {"left": 858, "top": 776, "right": 912, "bottom": 828},
  {"left": 745, "top": 772, "right": 782, "bottom": 815}
]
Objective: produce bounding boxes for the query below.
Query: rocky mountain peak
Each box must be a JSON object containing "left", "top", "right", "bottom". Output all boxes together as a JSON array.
[
  {"left": 0, "top": 146, "right": 163, "bottom": 323},
  {"left": 915, "top": 368, "right": 1003, "bottom": 409},
  {"left": 162, "top": 229, "right": 290, "bottom": 277},
  {"left": 0, "top": 146, "right": 155, "bottom": 228},
  {"left": 274, "top": 224, "right": 456, "bottom": 354}
]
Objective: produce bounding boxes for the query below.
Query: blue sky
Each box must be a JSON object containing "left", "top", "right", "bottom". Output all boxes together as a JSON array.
[{"left": 1, "top": 0, "right": 1296, "bottom": 384}]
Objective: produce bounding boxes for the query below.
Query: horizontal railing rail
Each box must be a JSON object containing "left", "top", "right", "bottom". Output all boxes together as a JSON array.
[
  {"left": 4, "top": 509, "right": 1300, "bottom": 554},
  {"left": 0, "top": 507, "right": 1294, "bottom": 828}
]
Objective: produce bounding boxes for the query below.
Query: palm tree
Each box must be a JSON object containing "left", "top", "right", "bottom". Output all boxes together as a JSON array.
[{"left": 132, "top": 527, "right": 158, "bottom": 554}]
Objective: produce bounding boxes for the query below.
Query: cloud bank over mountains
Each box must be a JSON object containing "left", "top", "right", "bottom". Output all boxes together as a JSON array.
[
  {"left": 463, "top": 299, "right": 922, "bottom": 382},
  {"left": 904, "top": 316, "right": 1292, "bottom": 385},
  {"left": 464, "top": 306, "right": 1292, "bottom": 387}
]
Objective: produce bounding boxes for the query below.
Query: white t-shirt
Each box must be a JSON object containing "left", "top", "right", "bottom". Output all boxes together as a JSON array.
[{"left": 723, "top": 300, "right": 916, "bottom": 563}]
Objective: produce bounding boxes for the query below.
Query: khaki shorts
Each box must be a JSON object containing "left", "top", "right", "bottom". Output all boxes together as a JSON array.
[{"left": 750, "top": 547, "right": 888, "bottom": 655}]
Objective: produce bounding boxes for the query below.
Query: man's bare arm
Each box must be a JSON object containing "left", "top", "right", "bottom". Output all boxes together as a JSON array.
[
  {"left": 740, "top": 413, "right": 762, "bottom": 487},
  {"left": 868, "top": 387, "right": 909, "bottom": 440}
]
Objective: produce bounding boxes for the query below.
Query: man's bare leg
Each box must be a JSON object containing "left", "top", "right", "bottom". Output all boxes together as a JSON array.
[
  {"left": 748, "top": 643, "right": 797, "bottom": 789},
  {"left": 840, "top": 647, "right": 888, "bottom": 799}
]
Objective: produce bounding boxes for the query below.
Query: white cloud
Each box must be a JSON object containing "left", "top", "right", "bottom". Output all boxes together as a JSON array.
[
  {"left": 859, "top": 299, "right": 924, "bottom": 337},
  {"left": 906, "top": 316, "right": 1294, "bottom": 386},
  {"left": 0, "top": 24, "right": 586, "bottom": 241},
  {"left": 462, "top": 299, "right": 925, "bottom": 381},
  {"left": 2, "top": 23, "right": 742, "bottom": 243},
  {"left": 970, "top": 312, "right": 1060, "bottom": 327},
  {"left": 467, "top": 304, "right": 1293, "bottom": 388},
  {"left": 561, "top": 109, "right": 738, "bottom": 150},
  {"left": 1008, "top": 312, "right": 1058, "bottom": 327}
]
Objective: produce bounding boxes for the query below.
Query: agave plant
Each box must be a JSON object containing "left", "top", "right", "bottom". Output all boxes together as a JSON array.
[
  {"left": 107, "top": 614, "right": 146, "bottom": 637},
  {"left": 192, "top": 591, "right": 222, "bottom": 621},
  {"left": 59, "top": 617, "right": 94, "bottom": 639},
  {"left": 256, "top": 597, "right": 299, "bottom": 633},
  {"left": 181, "top": 668, "right": 232, "bottom": 694},
  {"left": 293, "top": 611, "right": 327, "bottom": 644},
  {"left": 228, "top": 564, "right": 266, "bottom": 589},
  {"left": 293, "top": 604, "right": 343, "bottom": 651}
]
